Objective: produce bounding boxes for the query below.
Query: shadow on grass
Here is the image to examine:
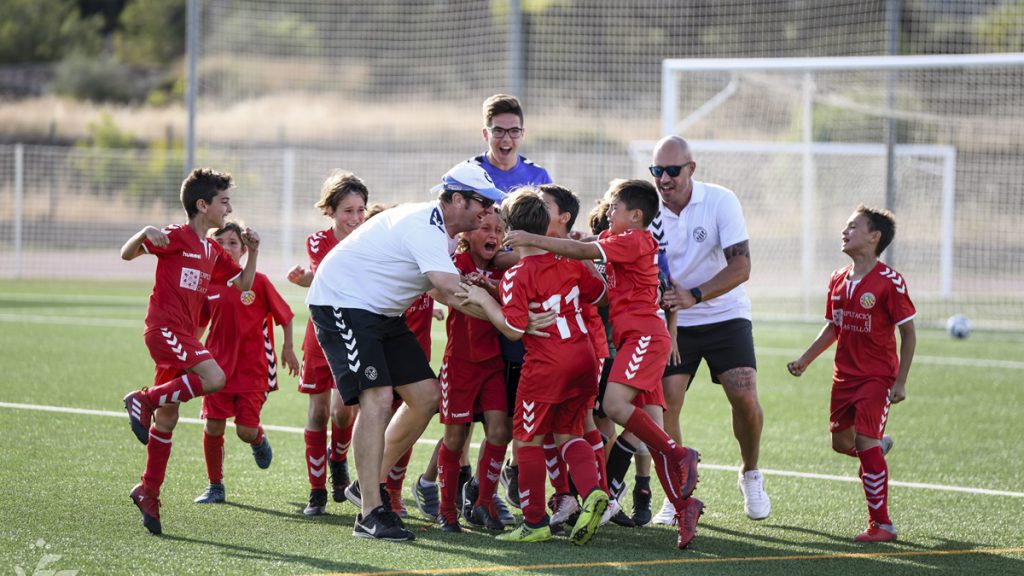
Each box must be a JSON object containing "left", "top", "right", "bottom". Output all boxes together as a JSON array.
[{"left": 160, "top": 534, "right": 387, "bottom": 574}]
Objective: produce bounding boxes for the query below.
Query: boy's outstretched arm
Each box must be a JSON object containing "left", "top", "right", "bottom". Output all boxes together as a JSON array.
[
  {"left": 504, "top": 231, "right": 601, "bottom": 260},
  {"left": 234, "top": 228, "right": 261, "bottom": 291},
  {"left": 286, "top": 265, "right": 313, "bottom": 287},
  {"left": 890, "top": 320, "right": 916, "bottom": 404},
  {"left": 787, "top": 323, "right": 838, "bottom": 377},
  {"left": 120, "top": 226, "right": 167, "bottom": 260}
]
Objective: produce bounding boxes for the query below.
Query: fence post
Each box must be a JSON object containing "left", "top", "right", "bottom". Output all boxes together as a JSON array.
[
  {"left": 281, "top": 148, "right": 295, "bottom": 276},
  {"left": 14, "top": 143, "right": 24, "bottom": 278}
]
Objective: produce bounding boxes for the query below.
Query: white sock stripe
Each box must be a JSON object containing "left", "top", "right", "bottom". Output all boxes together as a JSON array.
[
  {"left": 150, "top": 433, "right": 172, "bottom": 444},
  {"left": 615, "top": 437, "right": 637, "bottom": 455},
  {"left": 181, "top": 374, "right": 195, "bottom": 398},
  {"left": 560, "top": 437, "right": 586, "bottom": 460}
]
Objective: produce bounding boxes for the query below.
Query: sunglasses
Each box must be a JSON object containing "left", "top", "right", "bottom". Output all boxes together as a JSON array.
[
  {"left": 649, "top": 163, "right": 693, "bottom": 178},
  {"left": 454, "top": 190, "right": 495, "bottom": 209}
]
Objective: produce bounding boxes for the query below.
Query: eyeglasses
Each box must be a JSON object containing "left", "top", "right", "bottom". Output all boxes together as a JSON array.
[
  {"left": 488, "top": 126, "right": 524, "bottom": 140},
  {"left": 649, "top": 163, "right": 693, "bottom": 178}
]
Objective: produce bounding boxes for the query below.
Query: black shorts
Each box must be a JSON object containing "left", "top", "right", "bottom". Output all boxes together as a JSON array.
[
  {"left": 309, "top": 305, "right": 436, "bottom": 406},
  {"left": 503, "top": 360, "right": 522, "bottom": 418},
  {"left": 663, "top": 318, "right": 756, "bottom": 386},
  {"left": 593, "top": 355, "right": 614, "bottom": 419}
]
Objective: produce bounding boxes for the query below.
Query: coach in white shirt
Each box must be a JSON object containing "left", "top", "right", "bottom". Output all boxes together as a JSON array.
[
  {"left": 307, "top": 162, "right": 505, "bottom": 540},
  {"left": 649, "top": 135, "right": 770, "bottom": 523}
]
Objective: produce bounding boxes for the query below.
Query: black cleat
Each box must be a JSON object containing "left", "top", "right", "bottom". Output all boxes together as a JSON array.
[
  {"left": 328, "top": 458, "right": 350, "bottom": 503},
  {"left": 304, "top": 488, "right": 328, "bottom": 516}
]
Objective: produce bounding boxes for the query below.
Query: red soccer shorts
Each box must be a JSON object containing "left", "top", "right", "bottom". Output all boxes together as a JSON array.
[
  {"left": 830, "top": 377, "right": 893, "bottom": 439},
  {"left": 202, "top": 389, "right": 268, "bottom": 428},
  {"left": 608, "top": 332, "right": 671, "bottom": 394},
  {"left": 439, "top": 355, "right": 506, "bottom": 424},
  {"left": 513, "top": 392, "right": 590, "bottom": 442},
  {"left": 298, "top": 352, "right": 334, "bottom": 394},
  {"left": 145, "top": 327, "right": 212, "bottom": 386}
]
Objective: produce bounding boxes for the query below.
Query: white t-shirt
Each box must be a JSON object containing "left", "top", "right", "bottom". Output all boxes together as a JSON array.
[
  {"left": 307, "top": 201, "right": 459, "bottom": 316},
  {"left": 650, "top": 180, "right": 751, "bottom": 326}
]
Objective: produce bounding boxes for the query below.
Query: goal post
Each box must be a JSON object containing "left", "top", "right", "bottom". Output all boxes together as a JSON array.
[{"left": 656, "top": 53, "right": 1024, "bottom": 328}]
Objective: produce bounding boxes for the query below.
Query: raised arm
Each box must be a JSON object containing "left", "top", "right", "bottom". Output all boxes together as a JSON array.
[
  {"left": 120, "top": 226, "right": 167, "bottom": 261},
  {"left": 233, "top": 227, "right": 261, "bottom": 291}
]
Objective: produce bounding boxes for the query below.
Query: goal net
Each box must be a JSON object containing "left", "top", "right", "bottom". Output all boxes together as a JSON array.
[{"left": 652, "top": 54, "right": 1024, "bottom": 330}]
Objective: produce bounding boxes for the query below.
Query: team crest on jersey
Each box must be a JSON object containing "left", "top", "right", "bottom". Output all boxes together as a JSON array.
[
  {"left": 180, "top": 268, "right": 200, "bottom": 291},
  {"left": 860, "top": 292, "right": 877, "bottom": 309},
  {"left": 693, "top": 227, "right": 708, "bottom": 242},
  {"left": 365, "top": 366, "right": 378, "bottom": 381},
  {"left": 240, "top": 290, "right": 256, "bottom": 305}
]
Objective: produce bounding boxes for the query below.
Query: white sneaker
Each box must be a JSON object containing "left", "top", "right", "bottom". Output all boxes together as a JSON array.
[
  {"left": 600, "top": 498, "right": 618, "bottom": 526},
  {"left": 651, "top": 497, "right": 677, "bottom": 526},
  {"left": 548, "top": 493, "right": 579, "bottom": 525},
  {"left": 738, "top": 469, "right": 771, "bottom": 520}
]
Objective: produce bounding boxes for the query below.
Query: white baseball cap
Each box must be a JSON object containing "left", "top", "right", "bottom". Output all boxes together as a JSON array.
[{"left": 432, "top": 162, "right": 506, "bottom": 205}]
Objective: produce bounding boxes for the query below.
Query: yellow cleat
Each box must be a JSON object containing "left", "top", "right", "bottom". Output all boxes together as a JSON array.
[
  {"left": 570, "top": 490, "right": 608, "bottom": 546},
  {"left": 496, "top": 522, "right": 552, "bottom": 543}
]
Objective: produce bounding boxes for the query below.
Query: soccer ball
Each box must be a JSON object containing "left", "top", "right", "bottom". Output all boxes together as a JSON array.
[{"left": 946, "top": 314, "right": 971, "bottom": 339}]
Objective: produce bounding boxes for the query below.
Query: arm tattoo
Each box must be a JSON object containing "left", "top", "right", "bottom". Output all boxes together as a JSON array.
[{"left": 723, "top": 240, "right": 750, "bottom": 262}]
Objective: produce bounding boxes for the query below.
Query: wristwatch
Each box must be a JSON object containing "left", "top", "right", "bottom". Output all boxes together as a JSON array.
[{"left": 689, "top": 287, "right": 703, "bottom": 304}]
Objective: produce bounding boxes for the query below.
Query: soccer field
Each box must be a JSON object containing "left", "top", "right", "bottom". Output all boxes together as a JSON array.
[{"left": 1, "top": 279, "right": 1022, "bottom": 576}]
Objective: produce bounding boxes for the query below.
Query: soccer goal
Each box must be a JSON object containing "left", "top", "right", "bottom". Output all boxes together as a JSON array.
[{"left": 650, "top": 53, "right": 1024, "bottom": 330}]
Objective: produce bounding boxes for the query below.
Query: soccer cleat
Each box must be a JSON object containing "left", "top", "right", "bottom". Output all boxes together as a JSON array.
[
  {"left": 548, "top": 492, "right": 580, "bottom": 526},
  {"left": 676, "top": 448, "right": 700, "bottom": 501},
  {"left": 493, "top": 494, "right": 516, "bottom": 526},
  {"left": 344, "top": 480, "right": 362, "bottom": 508},
  {"left": 632, "top": 483, "right": 653, "bottom": 527},
  {"left": 304, "top": 489, "right": 328, "bottom": 516},
  {"left": 607, "top": 499, "right": 637, "bottom": 527},
  {"left": 251, "top": 435, "right": 272, "bottom": 469},
  {"left": 466, "top": 503, "right": 505, "bottom": 531},
  {"left": 738, "top": 469, "right": 771, "bottom": 520},
  {"left": 123, "top": 389, "right": 154, "bottom": 445},
  {"left": 388, "top": 488, "right": 408, "bottom": 518},
  {"left": 129, "top": 482, "right": 162, "bottom": 535},
  {"left": 194, "top": 483, "right": 225, "bottom": 504},
  {"left": 675, "top": 497, "right": 704, "bottom": 549},
  {"left": 353, "top": 505, "right": 416, "bottom": 541},
  {"left": 328, "top": 458, "right": 350, "bottom": 503},
  {"left": 854, "top": 522, "right": 898, "bottom": 542},
  {"left": 412, "top": 474, "right": 440, "bottom": 520},
  {"left": 460, "top": 478, "right": 480, "bottom": 522},
  {"left": 497, "top": 522, "right": 552, "bottom": 543},
  {"left": 880, "top": 435, "right": 895, "bottom": 456},
  {"left": 652, "top": 497, "right": 677, "bottom": 526},
  {"left": 457, "top": 465, "right": 472, "bottom": 505},
  {"left": 438, "top": 512, "right": 463, "bottom": 533},
  {"left": 569, "top": 490, "right": 608, "bottom": 546},
  {"left": 500, "top": 460, "right": 521, "bottom": 509}
]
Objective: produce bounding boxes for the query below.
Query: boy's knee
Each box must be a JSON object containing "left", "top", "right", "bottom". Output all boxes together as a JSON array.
[{"left": 236, "top": 427, "right": 258, "bottom": 443}]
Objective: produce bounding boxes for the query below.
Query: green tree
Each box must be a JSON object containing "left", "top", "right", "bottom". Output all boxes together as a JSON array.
[
  {"left": 0, "top": 0, "right": 102, "bottom": 63},
  {"left": 117, "top": 0, "right": 187, "bottom": 65}
]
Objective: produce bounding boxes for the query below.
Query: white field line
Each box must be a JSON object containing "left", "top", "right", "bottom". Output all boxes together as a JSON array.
[
  {"left": 1, "top": 311, "right": 1022, "bottom": 370},
  {"left": 2, "top": 400, "right": 1022, "bottom": 499}
]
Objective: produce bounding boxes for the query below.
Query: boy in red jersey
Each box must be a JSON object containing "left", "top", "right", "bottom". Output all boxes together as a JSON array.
[
  {"left": 286, "top": 170, "right": 367, "bottom": 515},
  {"left": 460, "top": 190, "right": 609, "bottom": 545},
  {"left": 193, "top": 222, "right": 300, "bottom": 504},
  {"left": 788, "top": 205, "right": 916, "bottom": 543},
  {"left": 504, "top": 179, "right": 702, "bottom": 549},
  {"left": 434, "top": 212, "right": 510, "bottom": 532},
  {"left": 121, "top": 168, "right": 260, "bottom": 535}
]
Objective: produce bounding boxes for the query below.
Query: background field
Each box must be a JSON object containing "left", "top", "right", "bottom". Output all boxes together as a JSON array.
[{"left": 1, "top": 279, "right": 1022, "bottom": 575}]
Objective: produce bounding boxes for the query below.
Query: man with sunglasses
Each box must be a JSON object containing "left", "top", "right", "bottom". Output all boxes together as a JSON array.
[
  {"left": 648, "top": 135, "right": 770, "bottom": 523},
  {"left": 306, "top": 162, "right": 505, "bottom": 541}
]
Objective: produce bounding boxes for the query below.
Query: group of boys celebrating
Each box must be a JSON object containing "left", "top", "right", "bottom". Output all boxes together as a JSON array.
[{"left": 120, "top": 94, "right": 916, "bottom": 551}]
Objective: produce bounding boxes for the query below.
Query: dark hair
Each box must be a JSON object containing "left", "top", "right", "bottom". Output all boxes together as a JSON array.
[
  {"left": 501, "top": 189, "right": 548, "bottom": 236},
  {"left": 181, "top": 168, "right": 232, "bottom": 218},
  {"left": 856, "top": 204, "right": 897, "bottom": 256},
  {"left": 537, "top": 184, "right": 580, "bottom": 231},
  {"left": 608, "top": 179, "right": 660, "bottom": 228},
  {"left": 212, "top": 221, "right": 244, "bottom": 240},
  {"left": 588, "top": 199, "right": 611, "bottom": 235},
  {"left": 316, "top": 170, "right": 369, "bottom": 215},
  {"left": 483, "top": 94, "right": 524, "bottom": 126}
]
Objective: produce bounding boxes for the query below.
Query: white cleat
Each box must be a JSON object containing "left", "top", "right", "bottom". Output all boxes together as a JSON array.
[
  {"left": 738, "top": 469, "right": 771, "bottom": 520},
  {"left": 651, "top": 497, "right": 677, "bottom": 526}
]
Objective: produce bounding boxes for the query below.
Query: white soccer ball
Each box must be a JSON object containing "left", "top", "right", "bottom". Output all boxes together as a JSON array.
[{"left": 946, "top": 314, "right": 971, "bottom": 339}]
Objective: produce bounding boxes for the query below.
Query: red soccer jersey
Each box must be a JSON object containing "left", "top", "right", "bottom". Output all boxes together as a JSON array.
[
  {"left": 826, "top": 262, "right": 916, "bottom": 383},
  {"left": 501, "top": 252, "right": 606, "bottom": 402},
  {"left": 595, "top": 229, "right": 666, "bottom": 344},
  {"left": 201, "top": 273, "right": 294, "bottom": 393},
  {"left": 142, "top": 224, "right": 242, "bottom": 335},
  {"left": 405, "top": 293, "right": 435, "bottom": 360},
  {"left": 301, "top": 227, "right": 341, "bottom": 360},
  {"left": 445, "top": 251, "right": 501, "bottom": 363}
]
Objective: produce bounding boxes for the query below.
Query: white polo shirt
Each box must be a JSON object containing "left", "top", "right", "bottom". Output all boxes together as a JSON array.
[
  {"left": 649, "top": 179, "right": 751, "bottom": 326},
  {"left": 307, "top": 201, "right": 459, "bottom": 317}
]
